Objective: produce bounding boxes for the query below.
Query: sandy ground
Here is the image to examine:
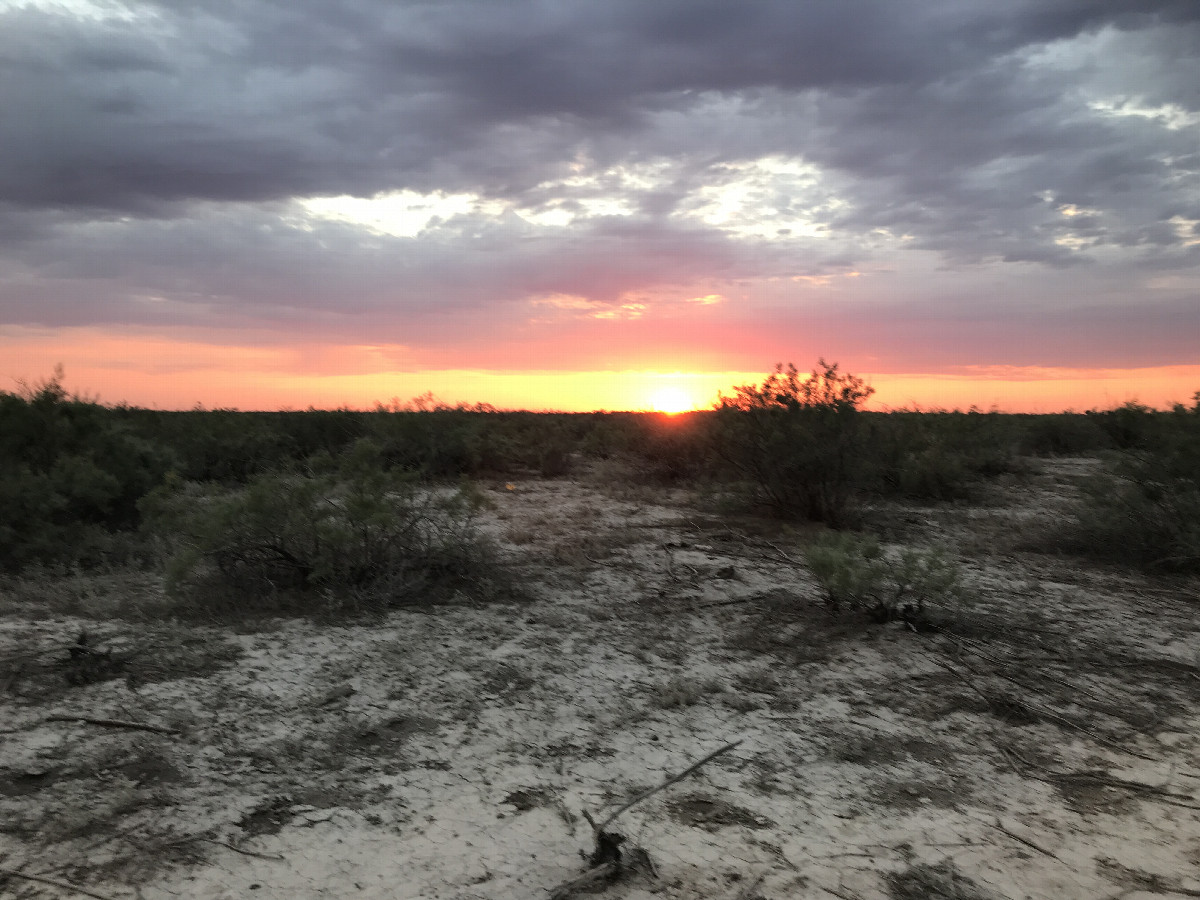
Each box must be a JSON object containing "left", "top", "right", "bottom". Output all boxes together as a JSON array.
[{"left": 2, "top": 459, "right": 1199, "bottom": 900}]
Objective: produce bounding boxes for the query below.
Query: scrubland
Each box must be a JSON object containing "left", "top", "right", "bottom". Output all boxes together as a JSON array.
[{"left": 2, "top": 367, "right": 1198, "bottom": 900}]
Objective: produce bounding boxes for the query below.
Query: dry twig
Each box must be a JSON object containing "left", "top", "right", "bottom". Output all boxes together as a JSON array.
[
  {"left": 597, "top": 739, "right": 743, "bottom": 832},
  {"left": 821, "top": 886, "right": 865, "bottom": 900},
  {"left": 44, "top": 715, "right": 178, "bottom": 735},
  {"left": 194, "top": 838, "right": 285, "bottom": 861},
  {"left": 930, "top": 656, "right": 1159, "bottom": 762},
  {"left": 991, "top": 818, "right": 1061, "bottom": 862},
  {"left": 0, "top": 866, "right": 122, "bottom": 900},
  {"left": 933, "top": 626, "right": 1123, "bottom": 709},
  {"left": 547, "top": 861, "right": 618, "bottom": 900}
]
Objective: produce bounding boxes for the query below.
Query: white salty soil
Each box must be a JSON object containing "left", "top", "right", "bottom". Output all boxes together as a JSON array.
[{"left": 2, "top": 459, "right": 1199, "bottom": 900}]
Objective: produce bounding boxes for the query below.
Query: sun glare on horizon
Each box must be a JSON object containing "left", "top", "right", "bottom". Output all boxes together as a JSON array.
[{"left": 650, "top": 386, "right": 696, "bottom": 414}]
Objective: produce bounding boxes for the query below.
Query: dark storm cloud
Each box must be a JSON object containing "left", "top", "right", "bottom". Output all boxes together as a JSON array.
[
  {"left": 3, "top": 0, "right": 1196, "bottom": 210},
  {"left": 1, "top": 0, "right": 1198, "bottom": 377}
]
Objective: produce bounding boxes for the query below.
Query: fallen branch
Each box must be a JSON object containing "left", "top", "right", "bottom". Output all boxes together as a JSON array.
[
  {"left": 597, "top": 739, "right": 743, "bottom": 832},
  {"left": 1000, "top": 745, "right": 1200, "bottom": 810},
  {"left": 932, "top": 626, "right": 1123, "bottom": 709},
  {"left": 0, "top": 867, "right": 121, "bottom": 900},
  {"left": 930, "top": 656, "right": 1159, "bottom": 762},
  {"left": 929, "top": 656, "right": 994, "bottom": 708},
  {"left": 553, "top": 740, "right": 744, "bottom": 897},
  {"left": 991, "top": 818, "right": 1061, "bottom": 862},
  {"left": 44, "top": 715, "right": 178, "bottom": 736},
  {"left": 760, "top": 540, "right": 801, "bottom": 567},
  {"left": 547, "top": 861, "right": 617, "bottom": 900},
  {"left": 195, "top": 838, "right": 285, "bottom": 861},
  {"left": 697, "top": 596, "right": 756, "bottom": 609}
]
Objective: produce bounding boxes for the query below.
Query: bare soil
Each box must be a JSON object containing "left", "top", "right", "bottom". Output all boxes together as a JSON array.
[{"left": 2, "top": 458, "right": 1198, "bottom": 900}]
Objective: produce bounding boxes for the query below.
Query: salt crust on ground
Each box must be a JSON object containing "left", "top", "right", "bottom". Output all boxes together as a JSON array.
[{"left": 2, "top": 459, "right": 1198, "bottom": 899}]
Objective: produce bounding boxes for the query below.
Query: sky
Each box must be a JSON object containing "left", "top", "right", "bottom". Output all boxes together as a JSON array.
[{"left": 1, "top": 0, "right": 1198, "bottom": 412}]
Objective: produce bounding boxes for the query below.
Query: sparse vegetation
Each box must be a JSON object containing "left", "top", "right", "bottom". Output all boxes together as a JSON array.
[
  {"left": 2, "top": 367, "right": 1198, "bottom": 900},
  {"left": 651, "top": 674, "right": 724, "bottom": 708},
  {"left": 2, "top": 364, "right": 1196, "bottom": 586},
  {"left": 863, "top": 409, "right": 1022, "bottom": 502},
  {"left": 0, "top": 368, "right": 171, "bottom": 571},
  {"left": 804, "top": 532, "right": 965, "bottom": 622},
  {"left": 1073, "top": 392, "right": 1200, "bottom": 572},
  {"left": 143, "top": 440, "right": 507, "bottom": 615}
]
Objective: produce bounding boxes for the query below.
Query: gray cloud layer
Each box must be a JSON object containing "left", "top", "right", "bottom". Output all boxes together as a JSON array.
[{"left": 2, "top": 0, "right": 1198, "bottom": 373}]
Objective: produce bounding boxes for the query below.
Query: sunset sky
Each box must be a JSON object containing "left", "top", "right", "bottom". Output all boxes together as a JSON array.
[{"left": 1, "top": 0, "right": 1198, "bottom": 412}]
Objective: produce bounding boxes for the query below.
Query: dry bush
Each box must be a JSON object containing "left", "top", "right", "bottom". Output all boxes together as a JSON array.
[
  {"left": 144, "top": 441, "right": 517, "bottom": 617},
  {"left": 714, "top": 360, "right": 874, "bottom": 526}
]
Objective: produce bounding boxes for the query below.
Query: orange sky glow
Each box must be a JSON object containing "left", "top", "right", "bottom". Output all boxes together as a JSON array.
[
  {"left": 5, "top": 329, "right": 1197, "bottom": 414},
  {"left": 2, "top": 4, "right": 1197, "bottom": 423}
]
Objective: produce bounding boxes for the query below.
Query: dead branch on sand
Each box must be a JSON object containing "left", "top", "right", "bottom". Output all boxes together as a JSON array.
[
  {"left": 989, "top": 818, "right": 1062, "bottom": 862},
  {"left": 596, "top": 739, "right": 743, "bottom": 833},
  {"left": 547, "top": 739, "right": 744, "bottom": 900},
  {"left": 547, "top": 862, "right": 618, "bottom": 900},
  {"left": 1000, "top": 744, "right": 1200, "bottom": 810},
  {"left": 0, "top": 866, "right": 122, "bottom": 900},
  {"left": 44, "top": 714, "right": 179, "bottom": 735},
  {"left": 928, "top": 655, "right": 1160, "bottom": 762}
]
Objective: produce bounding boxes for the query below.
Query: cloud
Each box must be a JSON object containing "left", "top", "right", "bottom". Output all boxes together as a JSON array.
[{"left": 0, "top": 0, "right": 1197, "bottom": 389}]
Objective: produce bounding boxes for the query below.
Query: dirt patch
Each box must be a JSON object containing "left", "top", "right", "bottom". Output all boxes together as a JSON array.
[
  {"left": 239, "top": 796, "right": 298, "bottom": 837},
  {"left": 0, "top": 767, "right": 58, "bottom": 798},
  {"left": 477, "top": 660, "right": 536, "bottom": 697},
  {"left": 502, "top": 787, "right": 555, "bottom": 811},
  {"left": 667, "top": 793, "right": 774, "bottom": 831},
  {"left": 341, "top": 714, "right": 441, "bottom": 754},
  {"left": 1, "top": 625, "right": 242, "bottom": 702},
  {"left": 0, "top": 467, "right": 1198, "bottom": 900},
  {"left": 822, "top": 730, "right": 946, "bottom": 766},
  {"left": 867, "top": 776, "right": 967, "bottom": 813},
  {"left": 886, "top": 861, "right": 1000, "bottom": 900}
]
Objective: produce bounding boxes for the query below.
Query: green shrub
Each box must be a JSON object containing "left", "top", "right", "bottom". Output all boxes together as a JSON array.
[
  {"left": 369, "top": 410, "right": 490, "bottom": 476},
  {"left": 0, "top": 370, "right": 171, "bottom": 571},
  {"left": 1018, "top": 413, "right": 1111, "bottom": 456},
  {"left": 863, "top": 411, "right": 1021, "bottom": 502},
  {"left": 804, "top": 532, "right": 965, "bottom": 622},
  {"left": 1074, "top": 394, "right": 1200, "bottom": 572},
  {"left": 144, "top": 441, "right": 508, "bottom": 615},
  {"left": 1091, "top": 401, "right": 1158, "bottom": 450},
  {"left": 133, "top": 409, "right": 298, "bottom": 483},
  {"left": 624, "top": 412, "right": 714, "bottom": 484},
  {"left": 714, "top": 360, "right": 874, "bottom": 526}
]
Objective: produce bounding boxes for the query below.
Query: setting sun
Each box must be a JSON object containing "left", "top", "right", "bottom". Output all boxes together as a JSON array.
[{"left": 650, "top": 386, "right": 696, "bottom": 414}]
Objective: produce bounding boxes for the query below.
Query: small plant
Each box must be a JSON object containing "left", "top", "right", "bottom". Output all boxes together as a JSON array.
[
  {"left": 652, "top": 675, "right": 724, "bottom": 708},
  {"left": 804, "top": 533, "right": 965, "bottom": 623}
]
